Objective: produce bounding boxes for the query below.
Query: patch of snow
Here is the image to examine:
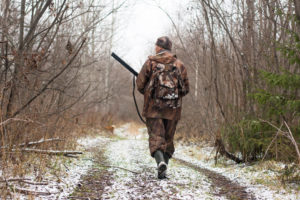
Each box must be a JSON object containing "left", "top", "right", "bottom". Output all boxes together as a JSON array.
[
  {"left": 6, "top": 135, "right": 109, "bottom": 200},
  {"left": 107, "top": 124, "right": 300, "bottom": 200},
  {"left": 175, "top": 143, "right": 300, "bottom": 200},
  {"left": 77, "top": 135, "right": 110, "bottom": 148},
  {"left": 6, "top": 123, "right": 299, "bottom": 199},
  {"left": 102, "top": 137, "right": 217, "bottom": 199},
  {"left": 113, "top": 123, "right": 131, "bottom": 138}
]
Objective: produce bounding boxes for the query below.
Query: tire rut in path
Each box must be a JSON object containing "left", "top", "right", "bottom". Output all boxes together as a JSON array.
[
  {"left": 68, "top": 145, "right": 113, "bottom": 200},
  {"left": 174, "top": 158, "right": 256, "bottom": 200}
]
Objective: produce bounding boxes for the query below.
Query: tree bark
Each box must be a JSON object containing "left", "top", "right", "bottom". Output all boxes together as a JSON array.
[
  {"left": 201, "top": 1, "right": 226, "bottom": 122},
  {"left": 294, "top": 0, "right": 300, "bottom": 33},
  {"left": 6, "top": 0, "right": 26, "bottom": 118},
  {"left": 19, "top": 0, "right": 26, "bottom": 51}
]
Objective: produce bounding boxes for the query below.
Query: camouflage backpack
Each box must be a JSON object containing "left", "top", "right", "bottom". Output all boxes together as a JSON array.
[{"left": 149, "top": 62, "right": 185, "bottom": 109}]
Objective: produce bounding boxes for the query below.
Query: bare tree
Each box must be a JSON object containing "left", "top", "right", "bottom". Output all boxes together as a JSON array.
[{"left": 0, "top": 0, "right": 126, "bottom": 165}]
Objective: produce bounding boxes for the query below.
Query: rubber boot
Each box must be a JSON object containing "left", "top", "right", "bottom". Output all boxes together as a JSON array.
[
  {"left": 154, "top": 150, "right": 167, "bottom": 179},
  {"left": 164, "top": 153, "right": 170, "bottom": 165}
]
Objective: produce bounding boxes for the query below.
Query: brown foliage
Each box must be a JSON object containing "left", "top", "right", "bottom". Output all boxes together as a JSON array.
[{"left": 0, "top": 1, "right": 125, "bottom": 195}]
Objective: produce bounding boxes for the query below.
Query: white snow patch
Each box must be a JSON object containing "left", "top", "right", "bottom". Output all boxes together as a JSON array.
[
  {"left": 113, "top": 123, "right": 131, "bottom": 138},
  {"left": 5, "top": 123, "right": 299, "bottom": 200},
  {"left": 3, "top": 135, "right": 109, "bottom": 200},
  {"left": 175, "top": 143, "right": 300, "bottom": 200},
  {"left": 102, "top": 136, "right": 217, "bottom": 199},
  {"left": 106, "top": 124, "right": 300, "bottom": 200}
]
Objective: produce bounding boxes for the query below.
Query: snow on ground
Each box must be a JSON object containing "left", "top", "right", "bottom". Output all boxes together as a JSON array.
[
  {"left": 47, "top": 136, "right": 110, "bottom": 199},
  {"left": 175, "top": 143, "right": 300, "bottom": 200},
  {"left": 102, "top": 137, "right": 216, "bottom": 199},
  {"left": 109, "top": 123, "right": 300, "bottom": 200},
  {"left": 5, "top": 135, "right": 109, "bottom": 200},
  {"left": 3, "top": 123, "right": 299, "bottom": 199}
]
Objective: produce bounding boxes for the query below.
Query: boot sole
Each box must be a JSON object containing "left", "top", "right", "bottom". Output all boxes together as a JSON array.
[{"left": 158, "top": 162, "right": 167, "bottom": 179}]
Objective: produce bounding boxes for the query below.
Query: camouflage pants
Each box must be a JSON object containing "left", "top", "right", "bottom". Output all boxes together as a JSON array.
[{"left": 146, "top": 118, "right": 178, "bottom": 158}]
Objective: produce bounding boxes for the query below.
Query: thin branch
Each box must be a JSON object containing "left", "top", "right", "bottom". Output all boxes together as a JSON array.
[
  {"left": 9, "top": 185, "right": 57, "bottom": 196},
  {"left": 18, "top": 138, "right": 64, "bottom": 148},
  {"left": 260, "top": 119, "right": 300, "bottom": 165},
  {"left": 0, "top": 118, "right": 34, "bottom": 126},
  {"left": 262, "top": 123, "right": 283, "bottom": 161},
  {"left": 284, "top": 120, "right": 300, "bottom": 165},
  {"left": 23, "top": 0, "right": 53, "bottom": 47},
  {"left": 0, "top": 179, "right": 48, "bottom": 185},
  {"left": 259, "top": 119, "right": 287, "bottom": 134},
  {"left": 11, "top": 38, "right": 86, "bottom": 118},
  {"left": 0, "top": 178, "right": 30, "bottom": 183},
  {"left": 156, "top": 4, "right": 187, "bottom": 51},
  {"left": 20, "top": 180, "right": 48, "bottom": 185},
  {"left": 12, "top": 148, "right": 83, "bottom": 156},
  {"left": 1, "top": 138, "right": 63, "bottom": 149}
]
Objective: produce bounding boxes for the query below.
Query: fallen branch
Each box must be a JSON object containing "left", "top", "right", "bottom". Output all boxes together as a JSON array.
[
  {"left": 10, "top": 186, "right": 57, "bottom": 196},
  {"left": 1, "top": 137, "right": 64, "bottom": 149},
  {"left": 63, "top": 163, "right": 69, "bottom": 171},
  {"left": 18, "top": 138, "right": 64, "bottom": 147},
  {"left": 12, "top": 148, "right": 83, "bottom": 156},
  {"left": 64, "top": 154, "right": 79, "bottom": 158},
  {"left": 215, "top": 138, "right": 243, "bottom": 164},
  {"left": 21, "top": 180, "right": 48, "bottom": 185},
  {"left": 0, "top": 178, "right": 30, "bottom": 183},
  {"left": 0, "top": 178, "right": 47, "bottom": 185}
]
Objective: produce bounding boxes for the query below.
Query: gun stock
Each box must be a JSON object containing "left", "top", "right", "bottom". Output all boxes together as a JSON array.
[{"left": 111, "top": 52, "right": 138, "bottom": 77}]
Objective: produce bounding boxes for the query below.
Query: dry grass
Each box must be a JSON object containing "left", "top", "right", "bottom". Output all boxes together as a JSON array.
[{"left": 0, "top": 111, "right": 119, "bottom": 199}]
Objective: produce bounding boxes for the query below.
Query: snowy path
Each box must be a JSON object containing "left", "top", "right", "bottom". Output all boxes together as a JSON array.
[
  {"left": 101, "top": 138, "right": 216, "bottom": 199},
  {"left": 70, "top": 123, "right": 299, "bottom": 200},
  {"left": 3, "top": 124, "right": 299, "bottom": 199},
  {"left": 72, "top": 124, "right": 256, "bottom": 200}
]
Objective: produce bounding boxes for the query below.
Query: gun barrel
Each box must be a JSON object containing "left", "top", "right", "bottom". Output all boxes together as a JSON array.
[{"left": 111, "top": 52, "right": 138, "bottom": 77}]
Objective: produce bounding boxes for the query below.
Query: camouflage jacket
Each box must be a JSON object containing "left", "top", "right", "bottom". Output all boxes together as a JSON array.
[{"left": 136, "top": 50, "right": 189, "bottom": 120}]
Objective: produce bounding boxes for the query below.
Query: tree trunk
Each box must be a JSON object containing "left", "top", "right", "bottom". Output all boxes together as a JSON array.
[
  {"left": 294, "top": 0, "right": 300, "bottom": 33},
  {"left": 201, "top": 1, "right": 226, "bottom": 122},
  {"left": 19, "top": 0, "right": 26, "bottom": 51},
  {"left": 6, "top": 0, "right": 26, "bottom": 118}
]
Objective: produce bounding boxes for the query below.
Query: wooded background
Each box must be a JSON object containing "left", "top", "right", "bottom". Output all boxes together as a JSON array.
[
  {"left": 170, "top": 0, "right": 300, "bottom": 163},
  {"left": 0, "top": 0, "right": 299, "bottom": 167}
]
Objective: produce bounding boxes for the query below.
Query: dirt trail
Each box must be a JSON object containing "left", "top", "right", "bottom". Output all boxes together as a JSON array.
[
  {"left": 174, "top": 158, "right": 256, "bottom": 200},
  {"left": 69, "top": 127, "right": 257, "bottom": 200},
  {"left": 69, "top": 144, "right": 114, "bottom": 199},
  {"left": 3, "top": 124, "right": 297, "bottom": 199}
]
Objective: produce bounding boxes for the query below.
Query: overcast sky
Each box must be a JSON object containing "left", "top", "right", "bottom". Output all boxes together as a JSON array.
[{"left": 113, "top": 0, "right": 187, "bottom": 72}]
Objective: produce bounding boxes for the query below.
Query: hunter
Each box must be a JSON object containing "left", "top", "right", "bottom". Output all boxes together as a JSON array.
[{"left": 136, "top": 36, "right": 189, "bottom": 179}]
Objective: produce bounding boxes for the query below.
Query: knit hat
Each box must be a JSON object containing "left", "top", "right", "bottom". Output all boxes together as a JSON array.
[{"left": 155, "top": 36, "right": 172, "bottom": 51}]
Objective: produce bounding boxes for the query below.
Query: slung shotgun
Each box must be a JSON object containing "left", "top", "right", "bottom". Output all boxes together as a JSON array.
[{"left": 111, "top": 52, "right": 138, "bottom": 76}]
